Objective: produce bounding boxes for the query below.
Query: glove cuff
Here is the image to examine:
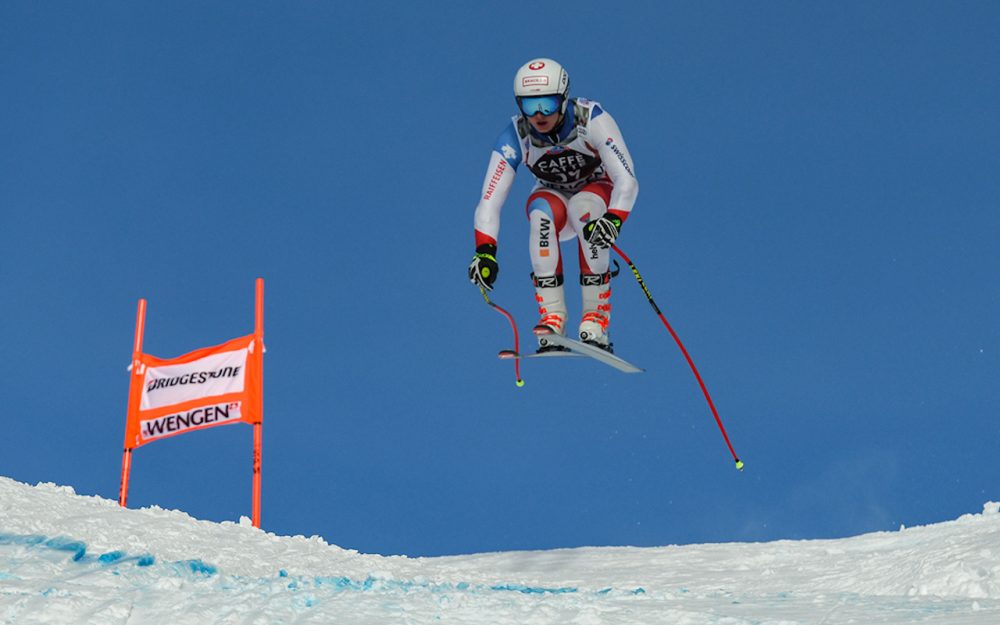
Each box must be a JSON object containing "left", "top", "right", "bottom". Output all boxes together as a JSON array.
[{"left": 475, "top": 243, "right": 498, "bottom": 258}]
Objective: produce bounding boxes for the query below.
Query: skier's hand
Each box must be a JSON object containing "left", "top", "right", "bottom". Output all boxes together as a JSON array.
[
  {"left": 584, "top": 213, "right": 623, "bottom": 249},
  {"left": 469, "top": 244, "right": 499, "bottom": 290}
]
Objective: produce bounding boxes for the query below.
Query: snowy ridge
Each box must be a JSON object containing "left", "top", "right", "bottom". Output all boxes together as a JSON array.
[{"left": 2, "top": 476, "right": 1000, "bottom": 624}]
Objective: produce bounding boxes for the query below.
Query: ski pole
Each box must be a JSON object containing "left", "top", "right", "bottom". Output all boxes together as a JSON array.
[
  {"left": 611, "top": 244, "right": 743, "bottom": 471},
  {"left": 479, "top": 285, "right": 525, "bottom": 387}
]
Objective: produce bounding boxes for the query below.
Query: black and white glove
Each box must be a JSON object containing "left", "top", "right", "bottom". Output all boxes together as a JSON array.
[
  {"left": 583, "top": 213, "right": 623, "bottom": 249},
  {"left": 468, "top": 244, "right": 499, "bottom": 290}
]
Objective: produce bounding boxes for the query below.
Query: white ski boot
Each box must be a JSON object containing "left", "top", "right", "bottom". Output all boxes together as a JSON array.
[
  {"left": 533, "top": 274, "right": 568, "bottom": 353},
  {"left": 578, "top": 274, "right": 612, "bottom": 352}
]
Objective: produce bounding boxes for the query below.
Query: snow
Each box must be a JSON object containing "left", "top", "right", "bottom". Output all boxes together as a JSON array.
[{"left": 2, "top": 476, "right": 1000, "bottom": 624}]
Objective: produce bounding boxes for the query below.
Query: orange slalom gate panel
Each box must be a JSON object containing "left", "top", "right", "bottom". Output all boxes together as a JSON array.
[{"left": 122, "top": 334, "right": 263, "bottom": 448}]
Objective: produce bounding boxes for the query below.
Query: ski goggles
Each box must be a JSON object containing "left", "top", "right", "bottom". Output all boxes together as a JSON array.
[{"left": 518, "top": 94, "right": 563, "bottom": 117}]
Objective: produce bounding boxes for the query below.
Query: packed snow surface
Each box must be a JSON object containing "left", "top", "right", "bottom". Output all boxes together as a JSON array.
[{"left": 2, "top": 477, "right": 1000, "bottom": 624}]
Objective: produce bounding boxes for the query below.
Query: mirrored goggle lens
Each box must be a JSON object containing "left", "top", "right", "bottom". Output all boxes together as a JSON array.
[{"left": 519, "top": 95, "right": 563, "bottom": 116}]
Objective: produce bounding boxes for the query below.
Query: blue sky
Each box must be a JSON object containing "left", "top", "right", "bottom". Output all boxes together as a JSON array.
[{"left": 2, "top": 2, "right": 998, "bottom": 557}]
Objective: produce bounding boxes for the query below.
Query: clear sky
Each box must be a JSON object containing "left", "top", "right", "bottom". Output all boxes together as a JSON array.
[{"left": 2, "top": 2, "right": 998, "bottom": 557}]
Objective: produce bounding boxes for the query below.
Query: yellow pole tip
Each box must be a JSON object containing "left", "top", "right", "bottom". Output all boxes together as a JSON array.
[
  {"left": 735, "top": 460, "right": 745, "bottom": 471},
  {"left": 516, "top": 379, "right": 525, "bottom": 387}
]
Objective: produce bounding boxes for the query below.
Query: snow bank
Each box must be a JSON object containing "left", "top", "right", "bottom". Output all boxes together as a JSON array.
[{"left": 2, "top": 476, "right": 999, "bottom": 624}]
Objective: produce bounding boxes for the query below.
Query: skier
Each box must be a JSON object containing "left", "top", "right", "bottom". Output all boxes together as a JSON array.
[{"left": 468, "top": 58, "right": 639, "bottom": 353}]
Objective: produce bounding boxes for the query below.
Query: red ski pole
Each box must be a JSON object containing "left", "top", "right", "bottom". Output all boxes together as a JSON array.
[
  {"left": 612, "top": 244, "right": 743, "bottom": 471},
  {"left": 479, "top": 285, "right": 525, "bottom": 387}
]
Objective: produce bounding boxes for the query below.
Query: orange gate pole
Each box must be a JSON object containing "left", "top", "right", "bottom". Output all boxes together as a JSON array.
[
  {"left": 119, "top": 298, "right": 147, "bottom": 507},
  {"left": 252, "top": 278, "right": 264, "bottom": 528}
]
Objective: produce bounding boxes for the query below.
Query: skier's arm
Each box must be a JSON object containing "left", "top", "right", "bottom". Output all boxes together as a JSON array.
[
  {"left": 473, "top": 122, "right": 522, "bottom": 248},
  {"left": 591, "top": 108, "right": 639, "bottom": 225}
]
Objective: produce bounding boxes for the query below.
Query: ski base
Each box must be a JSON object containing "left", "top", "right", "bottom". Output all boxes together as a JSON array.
[{"left": 499, "top": 349, "right": 585, "bottom": 361}]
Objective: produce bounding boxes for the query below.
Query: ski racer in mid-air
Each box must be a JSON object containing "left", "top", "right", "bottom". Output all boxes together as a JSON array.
[{"left": 468, "top": 58, "right": 639, "bottom": 353}]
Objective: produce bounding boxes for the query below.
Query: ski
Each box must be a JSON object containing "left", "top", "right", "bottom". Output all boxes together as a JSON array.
[
  {"left": 497, "top": 326, "right": 643, "bottom": 373},
  {"left": 499, "top": 348, "right": 585, "bottom": 361}
]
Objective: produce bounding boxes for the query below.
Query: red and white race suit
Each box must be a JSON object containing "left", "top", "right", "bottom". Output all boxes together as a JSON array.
[{"left": 473, "top": 98, "right": 638, "bottom": 279}]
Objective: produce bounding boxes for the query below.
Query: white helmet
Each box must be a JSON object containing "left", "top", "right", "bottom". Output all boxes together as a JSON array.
[{"left": 514, "top": 58, "right": 570, "bottom": 115}]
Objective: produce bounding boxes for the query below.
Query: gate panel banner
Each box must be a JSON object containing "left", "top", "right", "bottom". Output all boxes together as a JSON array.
[
  {"left": 141, "top": 347, "right": 248, "bottom": 411},
  {"left": 123, "top": 333, "right": 262, "bottom": 448}
]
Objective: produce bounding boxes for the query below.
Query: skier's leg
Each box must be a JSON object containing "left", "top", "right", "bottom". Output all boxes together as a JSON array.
[
  {"left": 527, "top": 190, "right": 569, "bottom": 347},
  {"left": 567, "top": 182, "right": 614, "bottom": 350},
  {"left": 578, "top": 272, "right": 613, "bottom": 350},
  {"left": 566, "top": 180, "right": 613, "bottom": 274}
]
